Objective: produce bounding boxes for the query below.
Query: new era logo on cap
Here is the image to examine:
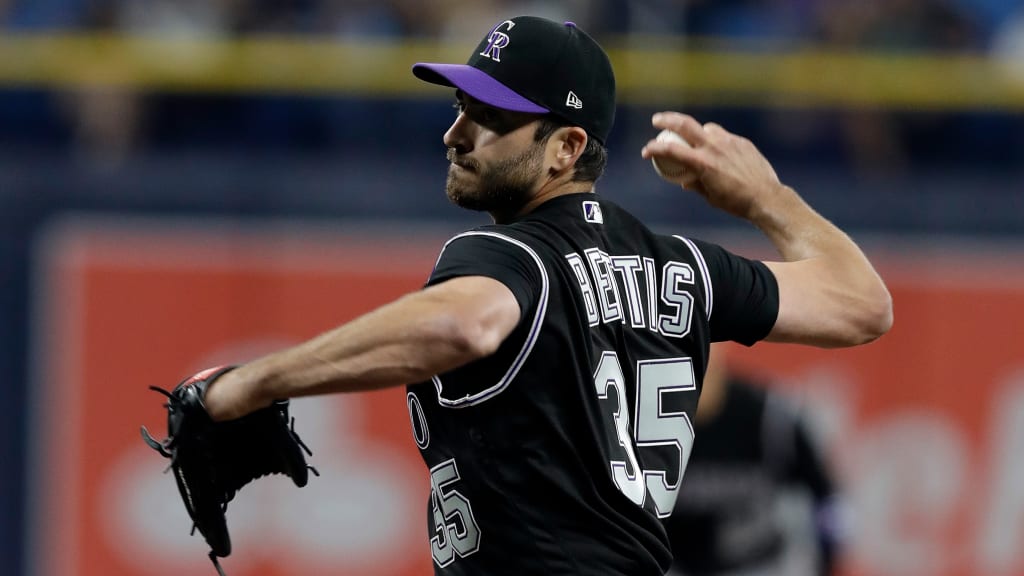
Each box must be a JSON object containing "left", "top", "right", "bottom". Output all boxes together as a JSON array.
[{"left": 412, "top": 16, "right": 616, "bottom": 144}]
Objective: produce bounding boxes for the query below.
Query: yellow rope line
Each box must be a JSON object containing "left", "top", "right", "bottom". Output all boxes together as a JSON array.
[{"left": 0, "top": 32, "right": 1022, "bottom": 110}]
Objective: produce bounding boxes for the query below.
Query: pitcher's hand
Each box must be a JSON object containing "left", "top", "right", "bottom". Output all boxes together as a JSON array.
[{"left": 642, "top": 112, "right": 785, "bottom": 222}]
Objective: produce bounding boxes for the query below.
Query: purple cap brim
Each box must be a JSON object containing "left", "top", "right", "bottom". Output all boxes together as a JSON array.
[{"left": 413, "top": 63, "right": 549, "bottom": 114}]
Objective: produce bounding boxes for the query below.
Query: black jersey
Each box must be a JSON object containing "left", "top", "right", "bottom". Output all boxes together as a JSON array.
[{"left": 405, "top": 193, "right": 779, "bottom": 575}]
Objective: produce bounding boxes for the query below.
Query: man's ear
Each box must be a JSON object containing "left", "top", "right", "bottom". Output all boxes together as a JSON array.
[{"left": 547, "top": 126, "right": 588, "bottom": 173}]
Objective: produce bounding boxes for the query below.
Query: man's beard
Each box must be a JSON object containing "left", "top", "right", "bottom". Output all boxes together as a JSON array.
[{"left": 446, "top": 142, "right": 544, "bottom": 214}]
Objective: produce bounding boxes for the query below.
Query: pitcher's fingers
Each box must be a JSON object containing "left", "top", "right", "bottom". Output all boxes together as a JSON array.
[
  {"left": 641, "top": 133, "right": 703, "bottom": 165},
  {"left": 652, "top": 112, "right": 709, "bottom": 147},
  {"left": 702, "top": 122, "right": 727, "bottom": 135}
]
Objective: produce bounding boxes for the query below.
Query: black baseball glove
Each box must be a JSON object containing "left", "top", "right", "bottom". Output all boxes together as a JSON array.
[{"left": 141, "top": 366, "right": 317, "bottom": 575}]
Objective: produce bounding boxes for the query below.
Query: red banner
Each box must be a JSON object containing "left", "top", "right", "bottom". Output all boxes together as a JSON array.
[
  {"left": 30, "top": 220, "right": 445, "bottom": 576},
  {"left": 722, "top": 253, "right": 1024, "bottom": 576},
  {"left": 29, "top": 220, "right": 1024, "bottom": 576}
]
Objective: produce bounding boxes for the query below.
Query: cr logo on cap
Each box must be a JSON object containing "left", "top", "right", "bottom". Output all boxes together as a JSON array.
[{"left": 479, "top": 20, "right": 515, "bottom": 62}]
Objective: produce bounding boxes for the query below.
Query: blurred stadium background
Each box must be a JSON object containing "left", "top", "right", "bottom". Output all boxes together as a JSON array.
[{"left": 2, "top": 0, "right": 1023, "bottom": 575}]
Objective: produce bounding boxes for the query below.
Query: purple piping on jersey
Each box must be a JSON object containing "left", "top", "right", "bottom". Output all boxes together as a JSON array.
[
  {"left": 430, "top": 231, "right": 549, "bottom": 407},
  {"left": 674, "top": 236, "right": 713, "bottom": 321}
]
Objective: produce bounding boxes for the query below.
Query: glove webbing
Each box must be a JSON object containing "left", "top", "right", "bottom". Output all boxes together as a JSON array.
[
  {"left": 200, "top": 418, "right": 318, "bottom": 576},
  {"left": 218, "top": 415, "right": 319, "bottom": 500},
  {"left": 143, "top": 388, "right": 319, "bottom": 576}
]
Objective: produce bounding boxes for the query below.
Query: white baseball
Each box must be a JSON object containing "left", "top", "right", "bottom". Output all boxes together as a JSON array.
[{"left": 651, "top": 129, "right": 693, "bottom": 181}]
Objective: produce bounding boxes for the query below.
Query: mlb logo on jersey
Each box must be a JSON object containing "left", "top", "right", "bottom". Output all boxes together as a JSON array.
[{"left": 582, "top": 200, "right": 603, "bottom": 224}]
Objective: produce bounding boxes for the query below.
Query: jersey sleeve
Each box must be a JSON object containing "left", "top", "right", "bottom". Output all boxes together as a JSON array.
[
  {"left": 687, "top": 238, "right": 779, "bottom": 346},
  {"left": 427, "top": 229, "right": 544, "bottom": 319}
]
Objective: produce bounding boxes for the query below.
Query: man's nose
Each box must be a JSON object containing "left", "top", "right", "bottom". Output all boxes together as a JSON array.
[{"left": 443, "top": 113, "right": 474, "bottom": 152}]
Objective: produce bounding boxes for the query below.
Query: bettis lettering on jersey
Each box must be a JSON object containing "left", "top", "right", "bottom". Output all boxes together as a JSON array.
[{"left": 565, "top": 248, "right": 694, "bottom": 337}]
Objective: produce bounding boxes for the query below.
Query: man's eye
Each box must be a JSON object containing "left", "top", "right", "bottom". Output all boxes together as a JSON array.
[{"left": 452, "top": 101, "right": 466, "bottom": 115}]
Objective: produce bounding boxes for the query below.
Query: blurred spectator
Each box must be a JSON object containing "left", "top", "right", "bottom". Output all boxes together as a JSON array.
[
  {"left": 236, "top": 0, "right": 319, "bottom": 33},
  {"left": 430, "top": 0, "right": 597, "bottom": 42},
  {"left": 320, "top": 0, "right": 406, "bottom": 37},
  {"left": 686, "top": 0, "right": 816, "bottom": 41},
  {"left": 991, "top": 4, "right": 1024, "bottom": 85},
  {"left": 52, "top": 0, "right": 244, "bottom": 166},
  {"left": 319, "top": 0, "right": 599, "bottom": 41},
  {"left": 612, "top": 0, "right": 816, "bottom": 42},
  {"left": 816, "top": 0, "right": 982, "bottom": 174},
  {"left": 115, "top": 0, "right": 242, "bottom": 35},
  {"left": 0, "top": 0, "right": 1016, "bottom": 170},
  {"left": 0, "top": 0, "right": 88, "bottom": 30},
  {"left": 818, "top": 0, "right": 978, "bottom": 50},
  {"left": 665, "top": 343, "right": 845, "bottom": 576}
]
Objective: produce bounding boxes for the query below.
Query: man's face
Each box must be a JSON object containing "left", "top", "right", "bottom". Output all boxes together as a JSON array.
[{"left": 443, "top": 91, "right": 547, "bottom": 215}]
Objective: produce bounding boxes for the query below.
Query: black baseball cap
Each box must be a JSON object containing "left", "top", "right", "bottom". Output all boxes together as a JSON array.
[{"left": 412, "top": 16, "right": 616, "bottom": 144}]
